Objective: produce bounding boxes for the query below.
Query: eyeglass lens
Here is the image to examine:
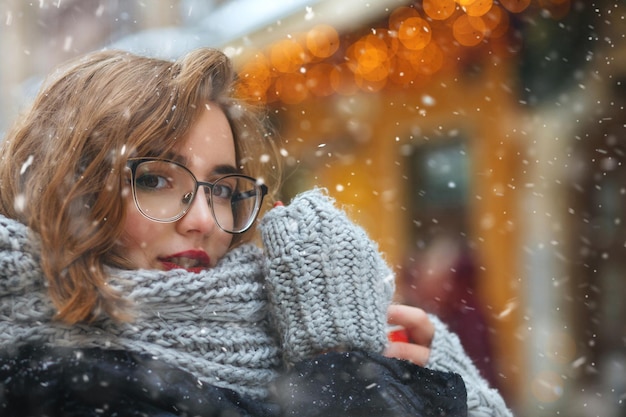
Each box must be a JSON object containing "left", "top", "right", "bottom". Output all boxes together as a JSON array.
[{"left": 132, "top": 160, "right": 262, "bottom": 233}]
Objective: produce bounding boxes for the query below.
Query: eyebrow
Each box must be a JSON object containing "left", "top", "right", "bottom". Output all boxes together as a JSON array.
[
  {"left": 161, "top": 152, "right": 238, "bottom": 177},
  {"left": 212, "top": 164, "right": 238, "bottom": 175}
]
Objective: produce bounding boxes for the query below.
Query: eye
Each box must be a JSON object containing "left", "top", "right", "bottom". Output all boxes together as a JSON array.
[
  {"left": 212, "top": 182, "right": 234, "bottom": 200},
  {"left": 136, "top": 173, "right": 171, "bottom": 191}
]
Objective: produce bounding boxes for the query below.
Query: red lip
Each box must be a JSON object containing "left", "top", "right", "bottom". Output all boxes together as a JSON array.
[{"left": 159, "top": 250, "right": 211, "bottom": 273}]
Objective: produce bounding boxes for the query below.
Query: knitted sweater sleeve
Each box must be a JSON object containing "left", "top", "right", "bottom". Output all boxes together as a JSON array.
[
  {"left": 259, "top": 189, "right": 512, "bottom": 416},
  {"left": 259, "top": 188, "right": 395, "bottom": 365},
  {"left": 427, "top": 315, "right": 514, "bottom": 417}
]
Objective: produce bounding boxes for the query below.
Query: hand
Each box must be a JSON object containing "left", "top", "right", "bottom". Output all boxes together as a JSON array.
[{"left": 384, "top": 304, "right": 434, "bottom": 366}]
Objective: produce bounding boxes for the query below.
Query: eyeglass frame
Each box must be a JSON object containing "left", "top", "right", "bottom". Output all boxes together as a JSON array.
[{"left": 126, "top": 157, "right": 268, "bottom": 234}]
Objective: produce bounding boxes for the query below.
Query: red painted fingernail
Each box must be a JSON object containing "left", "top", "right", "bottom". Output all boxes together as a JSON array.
[
  {"left": 387, "top": 326, "right": 409, "bottom": 343},
  {"left": 273, "top": 201, "right": 284, "bottom": 207}
]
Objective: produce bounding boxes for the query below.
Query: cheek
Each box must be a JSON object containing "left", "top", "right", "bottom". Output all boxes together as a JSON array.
[
  {"left": 120, "top": 201, "right": 160, "bottom": 268},
  {"left": 212, "top": 233, "right": 234, "bottom": 266}
]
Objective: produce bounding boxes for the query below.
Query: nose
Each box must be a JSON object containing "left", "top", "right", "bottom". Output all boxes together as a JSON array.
[{"left": 176, "top": 188, "right": 217, "bottom": 235}]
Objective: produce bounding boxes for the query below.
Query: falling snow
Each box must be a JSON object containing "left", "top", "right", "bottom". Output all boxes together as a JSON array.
[{"left": 0, "top": 1, "right": 624, "bottom": 416}]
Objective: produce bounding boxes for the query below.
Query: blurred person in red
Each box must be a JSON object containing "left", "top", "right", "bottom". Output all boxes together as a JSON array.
[{"left": 400, "top": 235, "right": 501, "bottom": 390}]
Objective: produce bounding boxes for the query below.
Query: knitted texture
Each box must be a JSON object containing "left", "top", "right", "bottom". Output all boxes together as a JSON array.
[
  {"left": 427, "top": 315, "right": 514, "bottom": 417},
  {"left": 0, "top": 214, "right": 281, "bottom": 399},
  {"left": 260, "top": 188, "right": 395, "bottom": 365}
]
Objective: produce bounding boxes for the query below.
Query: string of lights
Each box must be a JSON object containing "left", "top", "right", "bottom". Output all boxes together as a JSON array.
[{"left": 236, "top": 0, "right": 573, "bottom": 104}]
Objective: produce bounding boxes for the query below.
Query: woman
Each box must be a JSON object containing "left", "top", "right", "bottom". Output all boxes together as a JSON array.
[{"left": 0, "top": 48, "right": 511, "bottom": 416}]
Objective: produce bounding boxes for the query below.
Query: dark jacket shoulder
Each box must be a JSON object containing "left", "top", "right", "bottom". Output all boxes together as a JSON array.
[
  {"left": 0, "top": 344, "right": 466, "bottom": 417},
  {"left": 0, "top": 343, "right": 275, "bottom": 417},
  {"left": 272, "top": 351, "right": 467, "bottom": 417}
]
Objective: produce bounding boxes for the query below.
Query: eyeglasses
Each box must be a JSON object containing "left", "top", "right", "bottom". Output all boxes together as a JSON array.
[{"left": 126, "top": 158, "right": 268, "bottom": 234}]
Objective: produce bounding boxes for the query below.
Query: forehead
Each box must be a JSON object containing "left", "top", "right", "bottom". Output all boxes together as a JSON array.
[
  {"left": 135, "top": 102, "right": 235, "bottom": 159},
  {"left": 171, "top": 104, "right": 236, "bottom": 168}
]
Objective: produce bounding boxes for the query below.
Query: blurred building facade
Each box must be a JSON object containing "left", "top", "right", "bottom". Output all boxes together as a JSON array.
[{"left": 1, "top": 0, "right": 625, "bottom": 416}]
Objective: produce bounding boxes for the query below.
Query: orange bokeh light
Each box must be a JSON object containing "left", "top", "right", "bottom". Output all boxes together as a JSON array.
[
  {"left": 465, "top": 0, "right": 494, "bottom": 17},
  {"left": 270, "top": 39, "right": 306, "bottom": 73},
  {"left": 389, "top": 6, "right": 420, "bottom": 31},
  {"left": 423, "top": 0, "right": 457, "bottom": 21},
  {"left": 453, "top": 14, "right": 485, "bottom": 46},
  {"left": 306, "top": 24, "right": 340, "bottom": 59},
  {"left": 398, "top": 17, "right": 432, "bottom": 50},
  {"left": 236, "top": 0, "right": 562, "bottom": 103},
  {"left": 413, "top": 41, "right": 444, "bottom": 75},
  {"left": 237, "top": 51, "right": 272, "bottom": 102},
  {"left": 482, "top": 4, "right": 510, "bottom": 38},
  {"left": 347, "top": 34, "right": 390, "bottom": 81},
  {"left": 355, "top": 72, "right": 388, "bottom": 93},
  {"left": 375, "top": 28, "right": 401, "bottom": 57},
  {"left": 389, "top": 54, "right": 417, "bottom": 86},
  {"left": 274, "top": 72, "right": 309, "bottom": 104},
  {"left": 305, "top": 63, "right": 336, "bottom": 97}
]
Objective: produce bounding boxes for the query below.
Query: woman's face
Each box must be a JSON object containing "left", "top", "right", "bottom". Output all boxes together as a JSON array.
[{"left": 121, "top": 103, "right": 236, "bottom": 272}]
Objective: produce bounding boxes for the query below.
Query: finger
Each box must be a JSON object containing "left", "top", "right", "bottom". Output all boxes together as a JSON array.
[
  {"left": 387, "top": 304, "right": 434, "bottom": 348},
  {"left": 384, "top": 342, "right": 431, "bottom": 366}
]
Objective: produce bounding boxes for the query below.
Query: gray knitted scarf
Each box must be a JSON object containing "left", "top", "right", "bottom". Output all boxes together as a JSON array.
[
  {"left": 0, "top": 214, "right": 281, "bottom": 399},
  {"left": 0, "top": 189, "right": 394, "bottom": 400}
]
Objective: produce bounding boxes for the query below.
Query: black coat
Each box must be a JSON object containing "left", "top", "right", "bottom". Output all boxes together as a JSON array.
[{"left": 0, "top": 344, "right": 467, "bottom": 417}]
